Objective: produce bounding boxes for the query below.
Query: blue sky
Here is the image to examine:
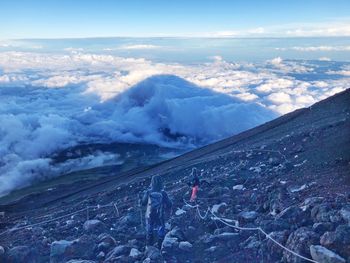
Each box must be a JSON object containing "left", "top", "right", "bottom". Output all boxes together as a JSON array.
[{"left": 0, "top": 0, "right": 350, "bottom": 39}]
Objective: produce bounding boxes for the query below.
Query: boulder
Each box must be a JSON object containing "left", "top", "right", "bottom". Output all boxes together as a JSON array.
[
  {"left": 340, "top": 206, "right": 350, "bottom": 223},
  {"left": 50, "top": 235, "right": 95, "bottom": 263},
  {"left": 0, "top": 246, "right": 5, "bottom": 262},
  {"left": 204, "top": 245, "right": 227, "bottom": 261},
  {"left": 129, "top": 248, "right": 142, "bottom": 259},
  {"left": 320, "top": 225, "right": 350, "bottom": 258},
  {"left": 266, "top": 231, "right": 289, "bottom": 259},
  {"left": 283, "top": 227, "right": 319, "bottom": 263},
  {"left": 238, "top": 211, "right": 258, "bottom": 223},
  {"left": 7, "top": 246, "right": 38, "bottom": 263},
  {"left": 276, "top": 206, "right": 308, "bottom": 225},
  {"left": 145, "top": 246, "right": 162, "bottom": 262},
  {"left": 97, "top": 233, "right": 116, "bottom": 253},
  {"left": 118, "top": 211, "right": 141, "bottom": 227},
  {"left": 179, "top": 241, "right": 193, "bottom": 252},
  {"left": 232, "top": 185, "right": 244, "bottom": 190},
  {"left": 104, "top": 245, "right": 130, "bottom": 262},
  {"left": 214, "top": 232, "right": 240, "bottom": 243},
  {"left": 311, "top": 204, "right": 342, "bottom": 224},
  {"left": 83, "top": 219, "right": 106, "bottom": 233},
  {"left": 66, "top": 260, "right": 96, "bottom": 263},
  {"left": 211, "top": 202, "right": 227, "bottom": 214},
  {"left": 259, "top": 219, "right": 290, "bottom": 232},
  {"left": 310, "top": 245, "right": 345, "bottom": 263},
  {"left": 268, "top": 157, "right": 280, "bottom": 166},
  {"left": 313, "top": 223, "right": 335, "bottom": 234}
]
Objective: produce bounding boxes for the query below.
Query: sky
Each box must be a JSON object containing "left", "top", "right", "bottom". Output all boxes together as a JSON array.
[{"left": 1, "top": 0, "right": 350, "bottom": 39}]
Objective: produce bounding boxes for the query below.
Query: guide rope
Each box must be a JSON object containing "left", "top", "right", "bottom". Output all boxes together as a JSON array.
[{"left": 183, "top": 199, "right": 319, "bottom": 263}]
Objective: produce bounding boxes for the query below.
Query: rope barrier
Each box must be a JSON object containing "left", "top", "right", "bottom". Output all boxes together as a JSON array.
[
  {"left": 183, "top": 199, "right": 319, "bottom": 263},
  {"left": 0, "top": 202, "right": 119, "bottom": 237}
]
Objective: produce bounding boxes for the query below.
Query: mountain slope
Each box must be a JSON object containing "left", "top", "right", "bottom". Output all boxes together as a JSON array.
[{"left": 0, "top": 89, "right": 349, "bottom": 263}]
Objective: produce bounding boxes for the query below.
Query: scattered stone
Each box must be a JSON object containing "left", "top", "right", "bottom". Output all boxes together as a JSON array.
[
  {"left": 249, "top": 166, "right": 262, "bottom": 173},
  {"left": 66, "top": 260, "right": 97, "bottom": 263},
  {"left": 266, "top": 231, "right": 289, "bottom": 259},
  {"left": 179, "top": 241, "right": 192, "bottom": 252},
  {"left": 129, "top": 248, "right": 142, "bottom": 259},
  {"left": 83, "top": 219, "right": 106, "bottom": 233},
  {"left": 211, "top": 202, "right": 227, "bottom": 214},
  {"left": 214, "top": 232, "right": 240, "bottom": 243},
  {"left": 96, "top": 251, "right": 105, "bottom": 260},
  {"left": 97, "top": 233, "right": 116, "bottom": 252},
  {"left": 7, "top": 246, "right": 38, "bottom": 263},
  {"left": 311, "top": 204, "right": 340, "bottom": 223},
  {"left": 289, "top": 184, "right": 307, "bottom": 193},
  {"left": 310, "top": 245, "right": 345, "bottom": 263},
  {"left": 283, "top": 227, "right": 319, "bottom": 263},
  {"left": 268, "top": 157, "right": 280, "bottom": 166},
  {"left": 313, "top": 223, "right": 334, "bottom": 234},
  {"left": 238, "top": 211, "right": 258, "bottom": 223},
  {"left": 276, "top": 205, "right": 308, "bottom": 225},
  {"left": 145, "top": 246, "right": 162, "bottom": 261},
  {"left": 232, "top": 184, "right": 244, "bottom": 190},
  {"left": 105, "top": 245, "right": 130, "bottom": 261},
  {"left": 50, "top": 235, "right": 95, "bottom": 263},
  {"left": 175, "top": 208, "right": 186, "bottom": 216},
  {"left": 320, "top": 225, "right": 350, "bottom": 258},
  {"left": 340, "top": 206, "right": 350, "bottom": 223}
]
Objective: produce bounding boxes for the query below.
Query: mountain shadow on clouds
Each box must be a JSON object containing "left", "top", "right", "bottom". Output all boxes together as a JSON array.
[{"left": 101, "top": 74, "right": 277, "bottom": 146}]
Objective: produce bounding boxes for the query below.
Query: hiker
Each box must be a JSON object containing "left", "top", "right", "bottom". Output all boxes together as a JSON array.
[
  {"left": 142, "top": 175, "right": 172, "bottom": 248},
  {"left": 188, "top": 167, "right": 200, "bottom": 202}
]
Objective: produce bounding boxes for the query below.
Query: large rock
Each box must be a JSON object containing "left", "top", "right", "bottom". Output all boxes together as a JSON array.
[
  {"left": 313, "top": 223, "right": 335, "bottom": 234},
  {"left": 283, "top": 227, "right": 320, "bottom": 263},
  {"left": 238, "top": 211, "right": 258, "bottom": 223},
  {"left": 83, "top": 219, "right": 106, "bottom": 233},
  {"left": 340, "top": 206, "right": 350, "bottom": 223},
  {"left": 97, "top": 233, "right": 116, "bottom": 253},
  {"left": 0, "top": 246, "right": 5, "bottom": 262},
  {"left": 204, "top": 245, "right": 227, "bottom": 261},
  {"left": 145, "top": 246, "right": 162, "bottom": 262},
  {"left": 311, "top": 204, "right": 342, "bottom": 224},
  {"left": 50, "top": 235, "right": 95, "bottom": 263},
  {"left": 104, "top": 245, "right": 130, "bottom": 262},
  {"left": 310, "top": 245, "right": 345, "bottom": 263},
  {"left": 320, "top": 225, "right": 350, "bottom": 259},
  {"left": 7, "top": 246, "right": 38, "bottom": 263},
  {"left": 266, "top": 231, "right": 289, "bottom": 260},
  {"left": 66, "top": 260, "right": 96, "bottom": 263},
  {"left": 129, "top": 248, "right": 142, "bottom": 259},
  {"left": 118, "top": 210, "right": 141, "bottom": 228},
  {"left": 276, "top": 206, "right": 309, "bottom": 225},
  {"left": 179, "top": 241, "right": 193, "bottom": 252}
]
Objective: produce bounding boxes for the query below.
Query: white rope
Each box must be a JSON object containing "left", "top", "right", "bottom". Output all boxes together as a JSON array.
[
  {"left": 184, "top": 199, "right": 318, "bottom": 263},
  {"left": 0, "top": 202, "right": 118, "bottom": 237}
]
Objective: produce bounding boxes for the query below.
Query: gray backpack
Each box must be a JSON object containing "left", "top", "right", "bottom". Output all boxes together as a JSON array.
[{"left": 148, "top": 191, "right": 163, "bottom": 218}]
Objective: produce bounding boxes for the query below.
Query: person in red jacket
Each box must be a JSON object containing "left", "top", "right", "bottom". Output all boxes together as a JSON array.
[{"left": 189, "top": 167, "right": 200, "bottom": 202}]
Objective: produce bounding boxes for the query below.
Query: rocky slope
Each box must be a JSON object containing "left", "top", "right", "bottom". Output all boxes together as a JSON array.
[{"left": 0, "top": 89, "right": 349, "bottom": 263}]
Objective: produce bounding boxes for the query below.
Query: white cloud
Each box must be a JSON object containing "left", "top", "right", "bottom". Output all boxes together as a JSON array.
[
  {"left": 0, "top": 50, "right": 349, "bottom": 195},
  {"left": 114, "top": 44, "right": 161, "bottom": 50},
  {"left": 267, "top": 92, "right": 292, "bottom": 104},
  {"left": 319, "top": 57, "right": 331, "bottom": 61},
  {"left": 64, "top": 47, "right": 84, "bottom": 52},
  {"left": 289, "top": 46, "right": 350, "bottom": 52},
  {"left": 285, "top": 23, "right": 350, "bottom": 37}
]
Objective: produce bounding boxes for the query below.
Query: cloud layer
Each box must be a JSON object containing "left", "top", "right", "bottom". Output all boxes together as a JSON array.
[{"left": 0, "top": 51, "right": 349, "bottom": 195}]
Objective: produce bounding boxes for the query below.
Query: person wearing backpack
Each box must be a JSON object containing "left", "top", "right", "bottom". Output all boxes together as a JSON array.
[{"left": 142, "top": 175, "right": 172, "bottom": 248}]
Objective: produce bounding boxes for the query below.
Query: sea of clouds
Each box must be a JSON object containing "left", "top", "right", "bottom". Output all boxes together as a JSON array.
[{"left": 0, "top": 50, "right": 349, "bottom": 196}]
